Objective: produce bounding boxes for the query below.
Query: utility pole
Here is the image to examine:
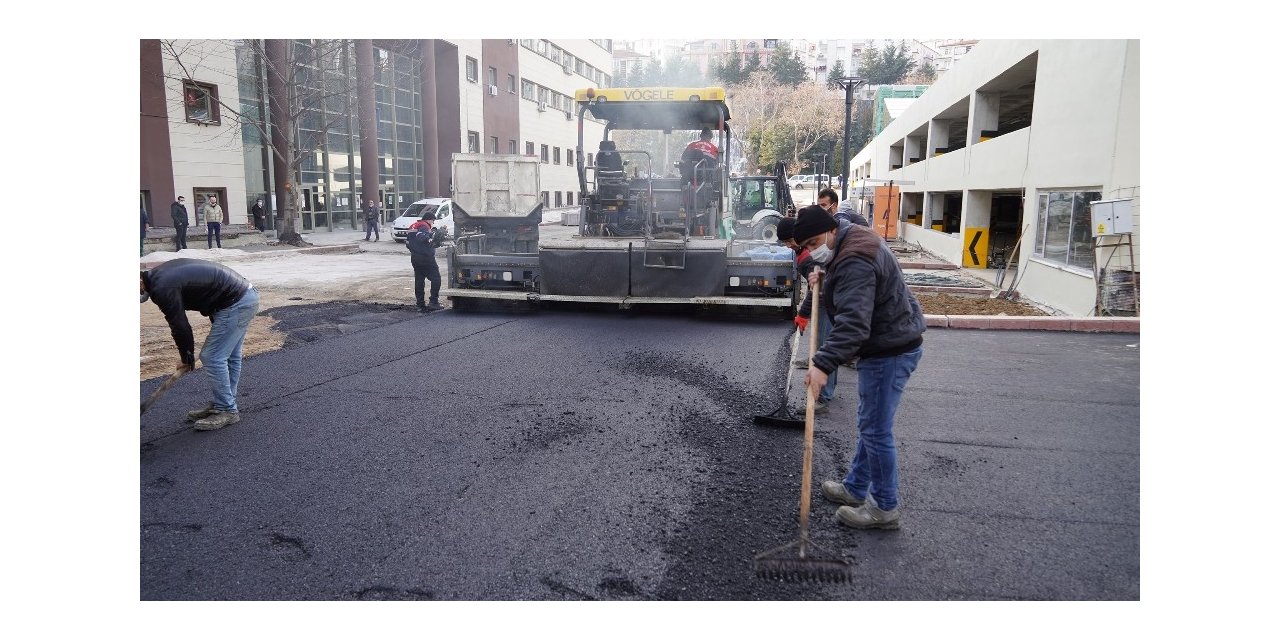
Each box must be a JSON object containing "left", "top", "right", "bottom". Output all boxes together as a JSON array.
[{"left": 833, "top": 76, "right": 865, "bottom": 201}]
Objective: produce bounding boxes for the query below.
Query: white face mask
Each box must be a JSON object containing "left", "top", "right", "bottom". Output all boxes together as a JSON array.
[{"left": 809, "top": 242, "right": 832, "bottom": 263}]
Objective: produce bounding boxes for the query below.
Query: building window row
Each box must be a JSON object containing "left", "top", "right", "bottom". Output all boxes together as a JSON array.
[
  {"left": 521, "top": 78, "right": 575, "bottom": 112},
  {"left": 540, "top": 191, "right": 576, "bottom": 207},
  {"left": 526, "top": 141, "right": 579, "bottom": 167},
  {"left": 519, "top": 39, "right": 612, "bottom": 87}
]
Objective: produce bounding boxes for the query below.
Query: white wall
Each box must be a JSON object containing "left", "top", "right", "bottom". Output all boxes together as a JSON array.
[
  {"left": 848, "top": 39, "right": 1140, "bottom": 316},
  {"left": 518, "top": 40, "right": 609, "bottom": 205},
  {"left": 454, "top": 40, "right": 486, "bottom": 154},
  {"left": 164, "top": 39, "right": 249, "bottom": 225}
]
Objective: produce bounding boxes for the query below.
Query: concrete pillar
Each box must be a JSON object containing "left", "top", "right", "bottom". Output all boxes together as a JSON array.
[
  {"left": 420, "top": 40, "right": 440, "bottom": 197},
  {"left": 927, "top": 118, "right": 949, "bottom": 157},
  {"left": 926, "top": 193, "right": 945, "bottom": 230},
  {"left": 970, "top": 91, "right": 1000, "bottom": 145},
  {"left": 904, "top": 133, "right": 923, "bottom": 165},
  {"left": 961, "top": 190, "right": 993, "bottom": 267},
  {"left": 355, "top": 40, "right": 380, "bottom": 216}
]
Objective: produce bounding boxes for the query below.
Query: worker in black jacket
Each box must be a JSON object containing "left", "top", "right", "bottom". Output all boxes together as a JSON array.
[
  {"left": 406, "top": 220, "right": 444, "bottom": 311},
  {"left": 140, "top": 258, "right": 260, "bottom": 430},
  {"left": 171, "top": 196, "right": 189, "bottom": 250},
  {"left": 793, "top": 206, "right": 925, "bottom": 531}
]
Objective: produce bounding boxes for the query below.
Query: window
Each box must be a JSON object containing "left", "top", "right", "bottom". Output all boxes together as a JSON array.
[
  {"left": 553, "top": 147, "right": 561, "bottom": 164},
  {"left": 536, "top": 40, "right": 547, "bottom": 54},
  {"left": 537, "top": 86, "right": 548, "bottom": 103},
  {"left": 764, "top": 39, "right": 778, "bottom": 48},
  {"left": 541, "top": 144, "right": 549, "bottom": 163},
  {"left": 566, "top": 192, "right": 573, "bottom": 206},
  {"left": 566, "top": 149, "right": 574, "bottom": 166},
  {"left": 183, "top": 81, "right": 219, "bottom": 124},
  {"left": 467, "top": 131, "right": 480, "bottom": 153},
  {"left": 489, "top": 136, "right": 498, "bottom": 153},
  {"left": 555, "top": 191, "right": 563, "bottom": 207},
  {"left": 465, "top": 57, "right": 478, "bottom": 82},
  {"left": 507, "top": 74, "right": 516, "bottom": 93},
  {"left": 487, "top": 66, "right": 497, "bottom": 87},
  {"left": 521, "top": 79, "right": 535, "bottom": 100},
  {"left": 509, "top": 139, "right": 518, "bottom": 154},
  {"left": 1034, "top": 190, "right": 1101, "bottom": 271},
  {"left": 541, "top": 191, "right": 549, "bottom": 205},
  {"left": 587, "top": 153, "right": 594, "bottom": 167},
  {"left": 526, "top": 141, "right": 535, "bottom": 156}
]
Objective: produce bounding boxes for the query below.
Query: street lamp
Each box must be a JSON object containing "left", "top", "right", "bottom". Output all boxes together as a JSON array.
[{"left": 832, "top": 76, "right": 866, "bottom": 201}]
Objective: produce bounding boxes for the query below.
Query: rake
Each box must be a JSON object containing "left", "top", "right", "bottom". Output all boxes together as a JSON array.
[
  {"left": 140, "top": 368, "right": 189, "bottom": 416},
  {"left": 754, "top": 273, "right": 852, "bottom": 582}
]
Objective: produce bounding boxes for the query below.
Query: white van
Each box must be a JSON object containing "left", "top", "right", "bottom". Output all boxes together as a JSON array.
[{"left": 391, "top": 198, "right": 454, "bottom": 242}]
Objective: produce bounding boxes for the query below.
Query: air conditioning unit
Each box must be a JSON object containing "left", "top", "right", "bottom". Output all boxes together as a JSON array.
[
  {"left": 487, "top": 84, "right": 498, "bottom": 96},
  {"left": 537, "top": 101, "right": 547, "bottom": 112}
]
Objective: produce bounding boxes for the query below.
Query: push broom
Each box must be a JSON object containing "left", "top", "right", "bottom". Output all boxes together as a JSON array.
[{"left": 754, "top": 272, "right": 852, "bottom": 582}]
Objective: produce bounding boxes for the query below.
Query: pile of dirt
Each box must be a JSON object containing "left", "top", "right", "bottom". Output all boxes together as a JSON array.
[{"left": 916, "top": 292, "right": 1048, "bottom": 316}]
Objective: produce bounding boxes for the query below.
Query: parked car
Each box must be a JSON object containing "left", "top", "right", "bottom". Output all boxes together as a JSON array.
[
  {"left": 392, "top": 197, "right": 454, "bottom": 242},
  {"left": 788, "top": 174, "right": 831, "bottom": 190}
]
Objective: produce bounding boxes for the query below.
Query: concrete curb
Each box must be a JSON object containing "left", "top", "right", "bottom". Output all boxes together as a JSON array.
[
  {"left": 140, "top": 243, "right": 361, "bottom": 270},
  {"left": 924, "top": 314, "right": 1139, "bottom": 333},
  {"left": 910, "top": 286, "right": 992, "bottom": 296}
]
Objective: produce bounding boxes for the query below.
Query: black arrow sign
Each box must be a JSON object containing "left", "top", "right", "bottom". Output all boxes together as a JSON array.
[{"left": 968, "top": 230, "right": 983, "bottom": 266}]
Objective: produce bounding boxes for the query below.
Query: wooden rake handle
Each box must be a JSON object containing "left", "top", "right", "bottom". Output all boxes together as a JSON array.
[{"left": 798, "top": 272, "right": 822, "bottom": 538}]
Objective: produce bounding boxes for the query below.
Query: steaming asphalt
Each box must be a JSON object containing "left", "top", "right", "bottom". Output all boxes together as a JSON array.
[{"left": 140, "top": 308, "right": 1139, "bottom": 600}]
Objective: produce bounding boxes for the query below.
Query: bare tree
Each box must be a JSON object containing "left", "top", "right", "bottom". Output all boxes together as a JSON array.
[{"left": 160, "top": 38, "right": 357, "bottom": 246}]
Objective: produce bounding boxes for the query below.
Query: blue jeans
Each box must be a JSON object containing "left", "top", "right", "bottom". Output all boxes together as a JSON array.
[
  {"left": 817, "top": 310, "right": 838, "bottom": 403},
  {"left": 365, "top": 218, "right": 379, "bottom": 240},
  {"left": 200, "top": 288, "right": 259, "bottom": 413},
  {"left": 841, "top": 345, "right": 923, "bottom": 511}
]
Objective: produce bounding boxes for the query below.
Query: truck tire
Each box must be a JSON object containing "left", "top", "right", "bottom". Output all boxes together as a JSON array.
[{"left": 752, "top": 217, "right": 781, "bottom": 242}]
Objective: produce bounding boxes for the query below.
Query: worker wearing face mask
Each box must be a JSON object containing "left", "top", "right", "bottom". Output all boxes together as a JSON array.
[{"left": 792, "top": 205, "right": 926, "bottom": 531}]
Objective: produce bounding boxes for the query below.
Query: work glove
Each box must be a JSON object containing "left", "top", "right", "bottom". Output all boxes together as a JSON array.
[{"left": 794, "top": 315, "right": 809, "bottom": 334}]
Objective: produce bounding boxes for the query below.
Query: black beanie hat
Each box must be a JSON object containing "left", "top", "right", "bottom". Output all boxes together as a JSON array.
[
  {"left": 792, "top": 205, "right": 837, "bottom": 243},
  {"left": 777, "top": 217, "right": 796, "bottom": 242}
]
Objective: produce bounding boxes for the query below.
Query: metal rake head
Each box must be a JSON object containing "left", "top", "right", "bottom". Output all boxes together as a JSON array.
[{"left": 753, "top": 538, "right": 853, "bottom": 584}]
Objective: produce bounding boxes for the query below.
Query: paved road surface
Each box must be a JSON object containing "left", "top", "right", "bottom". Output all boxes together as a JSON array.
[{"left": 140, "top": 307, "right": 1139, "bottom": 600}]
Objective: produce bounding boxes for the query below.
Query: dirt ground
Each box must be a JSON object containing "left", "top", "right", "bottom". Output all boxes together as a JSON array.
[
  {"left": 140, "top": 272, "right": 1043, "bottom": 383},
  {"left": 139, "top": 274, "right": 432, "bottom": 382},
  {"left": 916, "top": 292, "right": 1048, "bottom": 317}
]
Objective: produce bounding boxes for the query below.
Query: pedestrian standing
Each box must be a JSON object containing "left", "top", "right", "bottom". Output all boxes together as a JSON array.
[
  {"left": 406, "top": 220, "right": 444, "bottom": 311},
  {"left": 364, "top": 199, "right": 381, "bottom": 242},
  {"left": 141, "top": 258, "right": 260, "bottom": 431},
  {"left": 789, "top": 205, "right": 850, "bottom": 412},
  {"left": 171, "top": 195, "right": 189, "bottom": 250},
  {"left": 251, "top": 198, "right": 265, "bottom": 232},
  {"left": 204, "top": 195, "right": 225, "bottom": 249},
  {"left": 141, "top": 206, "right": 150, "bottom": 256},
  {"left": 793, "top": 206, "right": 926, "bottom": 530}
]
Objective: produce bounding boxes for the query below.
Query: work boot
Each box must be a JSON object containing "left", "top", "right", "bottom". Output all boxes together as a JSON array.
[
  {"left": 193, "top": 410, "right": 240, "bottom": 431},
  {"left": 425, "top": 301, "right": 444, "bottom": 311},
  {"left": 835, "top": 503, "right": 901, "bottom": 530},
  {"left": 186, "top": 403, "right": 218, "bottom": 422},
  {"left": 820, "top": 480, "right": 865, "bottom": 507},
  {"left": 814, "top": 400, "right": 829, "bottom": 415}
]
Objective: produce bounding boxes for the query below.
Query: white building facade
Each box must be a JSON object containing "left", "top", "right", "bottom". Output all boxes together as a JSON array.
[
  {"left": 516, "top": 39, "right": 612, "bottom": 208},
  {"left": 847, "top": 39, "right": 1140, "bottom": 316}
]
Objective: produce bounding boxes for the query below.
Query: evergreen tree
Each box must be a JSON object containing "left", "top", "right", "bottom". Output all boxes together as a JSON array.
[
  {"left": 827, "top": 59, "right": 846, "bottom": 89},
  {"left": 858, "top": 41, "right": 916, "bottom": 85},
  {"left": 768, "top": 41, "right": 808, "bottom": 86},
  {"left": 716, "top": 42, "right": 743, "bottom": 85},
  {"left": 742, "top": 50, "right": 763, "bottom": 76}
]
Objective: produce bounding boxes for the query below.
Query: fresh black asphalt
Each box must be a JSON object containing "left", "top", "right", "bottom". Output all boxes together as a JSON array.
[{"left": 140, "top": 304, "right": 1139, "bottom": 600}]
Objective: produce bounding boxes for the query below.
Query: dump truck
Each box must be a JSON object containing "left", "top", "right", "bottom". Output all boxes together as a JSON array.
[{"left": 442, "top": 86, "right": 796, "bottom": 315}]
